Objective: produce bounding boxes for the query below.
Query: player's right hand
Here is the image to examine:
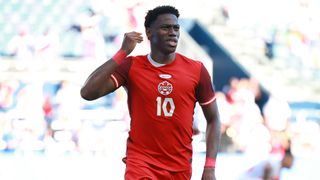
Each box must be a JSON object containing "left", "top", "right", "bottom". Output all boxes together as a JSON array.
[{"left": 120, "top": 31, "right": 143, "bottom": 55}]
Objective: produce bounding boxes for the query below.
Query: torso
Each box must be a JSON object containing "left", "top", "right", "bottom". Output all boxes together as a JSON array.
[{"left": 112, "top": 53, "right": 214, "bottom": 171}]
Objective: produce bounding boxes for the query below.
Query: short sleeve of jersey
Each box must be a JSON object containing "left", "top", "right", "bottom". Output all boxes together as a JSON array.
[
  {"left": 196, "top": 63, "right": 216, "bottom": 106},
  {"left": 110, "top": 57, "right": 133, "bottom": 88}
]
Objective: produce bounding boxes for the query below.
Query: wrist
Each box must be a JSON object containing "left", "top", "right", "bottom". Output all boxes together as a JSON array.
[
  {"left": 204, "top": 157, "right": 216, "bottom": 168},
  {"left": 112, "top": 49, "right": 128, "bottom": 64}
]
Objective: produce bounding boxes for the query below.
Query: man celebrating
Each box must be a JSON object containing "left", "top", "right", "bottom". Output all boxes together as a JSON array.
[{"left": 80, "top": 5, "right": 221, "bottom": 180}]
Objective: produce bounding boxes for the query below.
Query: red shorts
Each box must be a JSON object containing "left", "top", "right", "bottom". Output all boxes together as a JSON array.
[{"left": 124, "top": 158, "right": 192, "bottom": 180}]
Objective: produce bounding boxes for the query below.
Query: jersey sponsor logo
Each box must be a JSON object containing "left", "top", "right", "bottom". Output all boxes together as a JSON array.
[
  {"left": 158, "top": 81, "right": 173, "bottom": 95},
  {"left": 159, "top": 74, "right": 172, "bottom": 79}
]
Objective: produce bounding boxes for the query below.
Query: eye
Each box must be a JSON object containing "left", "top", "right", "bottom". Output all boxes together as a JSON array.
[
  {"left": 160, "top": 25, "right": 170, "bottom": 30},
  {"left": 160, "top": 25, "right": 180, "bottom": 31},
  {"left": 173, "top": 25, "right": 180, "bottom": 31}
]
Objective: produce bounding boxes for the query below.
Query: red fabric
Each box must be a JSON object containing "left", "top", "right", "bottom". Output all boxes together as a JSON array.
[
  {"left": 112, "top": 49, "right": 127, "bottom": 64},
  {"left": 204, "top": 157, "right": 216, "bottom": 168},
  {"left": 112, "top": 53, "right": 215, "bottom": 171},
  {"left": 125, "top": 158, "right": 192, "bottom": 180}
]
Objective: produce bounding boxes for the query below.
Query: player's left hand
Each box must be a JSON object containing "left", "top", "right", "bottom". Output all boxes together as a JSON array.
[{"left": 201, "top": 168, "right": 216, "bottom": 180}]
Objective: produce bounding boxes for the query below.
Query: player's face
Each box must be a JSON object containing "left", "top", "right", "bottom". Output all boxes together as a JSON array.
[{"left": 147, "top": 13, "right": 180, "bottom": 55}]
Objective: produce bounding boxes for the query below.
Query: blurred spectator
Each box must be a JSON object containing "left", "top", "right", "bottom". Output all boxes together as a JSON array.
[
  {"left": 12, "top": 81, "right": 45, "bottom": 121},
  {"left": 239, "top": 149, "right": 294, "bottom": 180},
  {"left": 289, "top": 113, "right": 320, "bottom": 157},
  {"left": 263, "top": 27, "right": 277, "bottom": 60},
  {"left": 269, "top": 132, "right": 291, "bottom": 158},
  {"left": 263, "top": 94, "right": 291, "bottom": 132},
  {"left": 223, "top": 77, "right": 239, "bottom": 104},
  {"left": 219, "top": 77, "right": 270, "bottom": 154},
  {"left": 35, "top": 27, "right": 60, "bottom": 63},
  {"left": 0, "top": 80, "right": 16, "bottom": 112},
  {"left": 1, "top": 80, "right": 47, "bottom": 153},
  {"left": 7, "top": 26, "right": 35, "bottom": 68},
  {"left": 54, "top": 80, "right": 83, "bottom": 120},
  {"left": 220, "top": 5, "right": 229, "bottom": 24},
  {"left": 126, "top": 2, "right": 145, "bottom": 30},
  {"left": 215, "top": 92, "right": 235, "bottom": 152},
  {"left": 79, "top": 8, "right": 106, "bottom": 60}
]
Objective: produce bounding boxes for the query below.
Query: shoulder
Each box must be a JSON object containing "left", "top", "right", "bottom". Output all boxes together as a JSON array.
[
  {"left": 122, "top": 55, "right": 147, "bottom": 67},
  {"left": 176, "top": 53, "right": 203, "bottom": 69},
  {"left": 176, "top": 53, "right": 201, "bottom": 63},
  {"left": 128, "top": 54, "right": 148, "bottom": 61}
]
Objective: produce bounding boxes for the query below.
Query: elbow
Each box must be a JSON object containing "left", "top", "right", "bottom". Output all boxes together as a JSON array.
[{"left": 80, "top": 87, "right": 95, "bottom": 101}]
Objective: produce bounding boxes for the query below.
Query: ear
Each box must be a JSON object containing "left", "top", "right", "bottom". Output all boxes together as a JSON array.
[{"left": 146, "top": 28, "right": 151, "bottom": 40}]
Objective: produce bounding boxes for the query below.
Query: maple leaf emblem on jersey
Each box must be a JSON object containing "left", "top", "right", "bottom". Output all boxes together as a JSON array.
[{"left": 158, "top": 81, "right": 173, "bottom": 95}]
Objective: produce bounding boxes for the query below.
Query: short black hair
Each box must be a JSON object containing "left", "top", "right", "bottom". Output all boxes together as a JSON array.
[{"left": 144, "top": 5, "right": 180, "bottom": 28}]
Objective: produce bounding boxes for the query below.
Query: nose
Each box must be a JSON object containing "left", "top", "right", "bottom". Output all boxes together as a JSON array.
[{"left": 168, "top": 27, "right": 178, "bottom": 36}]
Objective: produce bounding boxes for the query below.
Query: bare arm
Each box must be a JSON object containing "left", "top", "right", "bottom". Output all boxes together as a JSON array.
[
  {"left": 80, "top": 32, "right": 143, "bottom": 100},
  {"left": 201, "top": 101, "right": 221, "bottom": 180}
]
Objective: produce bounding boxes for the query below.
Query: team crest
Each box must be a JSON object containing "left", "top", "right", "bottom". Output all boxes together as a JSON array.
[{"left": 158, "top": 81, "right": 173, "bottom": 95}]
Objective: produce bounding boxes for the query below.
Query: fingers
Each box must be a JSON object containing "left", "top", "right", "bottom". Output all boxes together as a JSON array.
[
  {"left": 124, "top": 31, "right": 143, "bottom": 43},
  {"left": 120, "top": 31, "right": 144, "bottom": 54}
]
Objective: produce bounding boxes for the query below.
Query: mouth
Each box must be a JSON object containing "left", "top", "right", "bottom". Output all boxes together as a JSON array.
[{"left": 166, "top": 39, "right": 178, "bottom": 47}]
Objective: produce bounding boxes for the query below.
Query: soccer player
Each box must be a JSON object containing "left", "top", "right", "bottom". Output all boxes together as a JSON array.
[{"left": 80, "top": 5, "right": 221, "bottom": 180}]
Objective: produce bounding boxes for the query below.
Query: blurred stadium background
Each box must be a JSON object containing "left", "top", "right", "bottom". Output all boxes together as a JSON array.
[{"left": 0, "top": 0, "right": 320, "bottom": 179}]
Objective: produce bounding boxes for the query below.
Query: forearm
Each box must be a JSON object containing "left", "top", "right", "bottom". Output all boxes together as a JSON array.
[
  {"left": 205, "top": 116, "right": 221, "bottom": 160},
  {"left": 80, "top": 31, "right": 142, "bottom": 100},
  {"left": 201, "top": 103, "right": 221, "bottom": 180},
  {"left": 201, "top": 102, "right": 221, "bottom": 162}
]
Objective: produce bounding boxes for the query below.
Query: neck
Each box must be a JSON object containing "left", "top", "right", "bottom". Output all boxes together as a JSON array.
[{"left": 150, "top": 52, "right": 176, "bottom": 64}]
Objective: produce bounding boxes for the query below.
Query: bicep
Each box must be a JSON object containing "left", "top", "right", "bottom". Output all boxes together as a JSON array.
[
  {"left": 103, "top": 77, "right": 118, "bottom": 95},
  {"left": 201, "top": 101, "right": 219, "bottom": 123},
  {"left": 95, "top": 74, "right": 125, "bottom": 99},
  {"left": 80, "top": 77, "right": 117, "bottom": 101},
  {"left": 196, "top": 63, "right": 215, "bottom": 105}
]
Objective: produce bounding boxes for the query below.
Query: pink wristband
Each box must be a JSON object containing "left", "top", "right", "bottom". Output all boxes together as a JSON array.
[
  {"left": 112, "top": 49, "right": 127, "bottom": 64},
  {"left": 204, "top": 157, "right": 216, "bottom": 168}
]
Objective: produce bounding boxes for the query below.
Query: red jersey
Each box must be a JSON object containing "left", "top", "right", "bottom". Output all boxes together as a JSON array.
[{"left": 111, "top": 53, "right": 216, "bottom": 171}]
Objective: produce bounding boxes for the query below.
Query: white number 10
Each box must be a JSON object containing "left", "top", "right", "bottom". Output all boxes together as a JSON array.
[{"left": 156, "top": 97, "right": 175, "bottom": 117}]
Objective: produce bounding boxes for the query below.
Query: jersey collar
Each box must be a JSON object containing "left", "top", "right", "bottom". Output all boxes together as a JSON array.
[{"left": 147, "top": 54, "right": 166, "bottom": 67}]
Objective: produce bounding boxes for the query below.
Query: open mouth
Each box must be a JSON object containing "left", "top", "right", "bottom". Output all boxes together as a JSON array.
[{"left": 167, "top": 39, "right": 178, "bottom": 47}]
